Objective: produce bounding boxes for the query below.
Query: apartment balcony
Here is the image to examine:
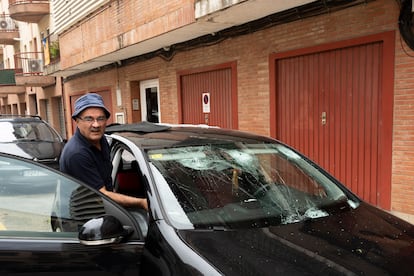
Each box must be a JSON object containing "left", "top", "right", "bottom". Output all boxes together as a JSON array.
[
  {"left": 8, "top": 0, "right": 50, "bottom": 23},
  {"left": 0, "top": 68, "right": 21, "bottom": 86},
  {"left": 0, "top": 85, "right": 26, "bottom": 94},
  {"left": 0, "top": 69, "right": 25, "bottom": 94},
  {"left": 0, "top": 15, "right": 19, "bottom": 45},
  {"left": 0, "top": 67, "right": 55, "bottom": 90},
  {"left": 5, "top": 52, "right": 55, "bottom": 87}
]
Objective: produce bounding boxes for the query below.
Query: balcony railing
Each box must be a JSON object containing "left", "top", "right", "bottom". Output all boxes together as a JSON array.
[
  {"left": 8, "top": 0, "right": 50, "bottom": 23},
  {"left": 13, "top": 51, "right": 56, "bottom": 86},
  {"left": 0, "top": 15, "right": 19, "bottom": 45},
  {"left": 15, "top": 51, "right": 44, "bottom": 76}
]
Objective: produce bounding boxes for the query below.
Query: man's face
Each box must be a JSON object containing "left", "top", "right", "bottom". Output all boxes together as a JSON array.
[{"left": 76, "top": 107, "right": 108, "bottom": 144}]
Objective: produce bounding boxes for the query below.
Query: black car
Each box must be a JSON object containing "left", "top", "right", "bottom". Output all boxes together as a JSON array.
[
  {"left": 0, "top": 115, "right": 65, "bottom": 169},
  {"left": 1, "top": 122, "right": 414, "bottom": 275}
]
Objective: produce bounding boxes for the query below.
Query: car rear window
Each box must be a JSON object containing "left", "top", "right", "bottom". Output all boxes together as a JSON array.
[{"left": 0, "top": 121, "right": 61, "bottom": 142}]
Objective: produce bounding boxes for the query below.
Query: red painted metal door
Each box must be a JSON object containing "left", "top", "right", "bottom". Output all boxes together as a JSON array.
[
  {"left": 276, "top": 42, "right": 382, "bottom": 206},
  {"left": 180, "top": 67, "right": 233, "bottom": 128}
]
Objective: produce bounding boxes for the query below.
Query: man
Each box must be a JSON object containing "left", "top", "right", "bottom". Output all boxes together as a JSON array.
[{"left": 60, "top": 93, "right": 148, "bottom": 210}]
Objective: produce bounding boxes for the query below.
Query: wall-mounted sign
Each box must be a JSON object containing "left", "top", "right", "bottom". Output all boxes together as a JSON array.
[
  {"left": 202, "top": 93, "right": 210, "bottom": 113},
  {"left": 115, "top": 112, "right": 125, "bottom": 124},
  {"left": 132, "top": 98, "right": 140, "bottom": 110}
]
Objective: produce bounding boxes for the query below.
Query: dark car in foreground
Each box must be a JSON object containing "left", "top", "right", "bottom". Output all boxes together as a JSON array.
[
  {"left": 0, "top": 115, "right": 65, "bottom": 169},
  {"left": 1, "top": 122, "right": 413, "bottom": 275}
]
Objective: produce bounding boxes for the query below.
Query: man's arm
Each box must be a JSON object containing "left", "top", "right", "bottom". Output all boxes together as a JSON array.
[{"left": 99, "top": 186, "right": 148, "bottom": 210}]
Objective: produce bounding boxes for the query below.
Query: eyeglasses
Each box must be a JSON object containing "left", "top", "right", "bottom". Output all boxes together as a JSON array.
[{"left": 78, "top": 116, "right": 107, "bottom": 123}]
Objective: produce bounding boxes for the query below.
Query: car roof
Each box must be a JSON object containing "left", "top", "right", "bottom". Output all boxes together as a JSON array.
[
  {"left": 105, "top": 122, "right": 276, "bottom": 150},
  {"left": 0, "top": 114, "right": 43, "bottom": 122}
]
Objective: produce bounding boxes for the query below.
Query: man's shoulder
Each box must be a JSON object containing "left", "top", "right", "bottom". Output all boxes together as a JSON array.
[
  {"left": 61, "top": 134, "right": 90, "bottom": 159},
  {"left": 60, "top": 137, "right": 94, "bottom": 173},
  {"left": 63, "top": 135, "right": 81, "bottom": 151}
]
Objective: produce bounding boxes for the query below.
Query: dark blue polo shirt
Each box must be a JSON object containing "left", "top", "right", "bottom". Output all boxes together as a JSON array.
[{"left": 59, "top": 128, "right": 113, "bottom": 191}]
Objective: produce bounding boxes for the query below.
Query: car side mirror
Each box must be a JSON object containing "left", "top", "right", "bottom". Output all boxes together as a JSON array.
[{"left": 78, "top": 215, "right": 133, "bottom": 246}]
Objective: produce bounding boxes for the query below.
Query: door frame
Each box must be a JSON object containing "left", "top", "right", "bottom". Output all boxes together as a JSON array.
[{"left": 139, "top": 78, "right": 160, "bottom": 122}]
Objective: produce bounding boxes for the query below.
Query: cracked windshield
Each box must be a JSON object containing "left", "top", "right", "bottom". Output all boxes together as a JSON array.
[{"left": 148, "top": 141, "right": 352, "bottom": 229}]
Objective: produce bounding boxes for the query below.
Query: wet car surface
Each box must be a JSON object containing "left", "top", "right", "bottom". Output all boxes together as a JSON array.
[{"left": 0, "top": 122, "right": 413, "bottom": 275}]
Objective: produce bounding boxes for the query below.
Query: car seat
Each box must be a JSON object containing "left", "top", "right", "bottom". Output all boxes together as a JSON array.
[{"left": 115, "top": 160, "right": 143, "bottom": 197}]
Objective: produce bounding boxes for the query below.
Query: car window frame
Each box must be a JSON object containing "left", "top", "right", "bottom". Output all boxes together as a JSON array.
[
  {"left": 108, "top": 134, "right": 163, "bottom": 221},
  {"left": 0, "top": 152, "right": 145, "bottom": 241}
]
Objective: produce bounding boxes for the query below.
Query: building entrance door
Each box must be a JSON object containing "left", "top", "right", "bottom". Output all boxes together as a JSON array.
[{"left": 140, "top": 79, "right": 160, "bottom": 123}]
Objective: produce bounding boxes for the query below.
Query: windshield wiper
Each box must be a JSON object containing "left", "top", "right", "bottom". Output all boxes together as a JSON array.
[{"left": 319, "top": 196, "right": 352, "bottom": 213}]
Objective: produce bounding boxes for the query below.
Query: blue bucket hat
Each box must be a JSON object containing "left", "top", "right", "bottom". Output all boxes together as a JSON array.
[{"left": 72, "top": 93, "right": 111, "bottom": 120}]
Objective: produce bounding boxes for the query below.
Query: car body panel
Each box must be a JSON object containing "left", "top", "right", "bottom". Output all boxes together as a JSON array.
[
  {"left": 0, "top": 238, "right": 144, "bottom": 274},
  {"left": 176, "top": 202, "right": 414, "bottom": 275},
  {"left": 140, "top": 220, "right": 222, "bottom": 276}
]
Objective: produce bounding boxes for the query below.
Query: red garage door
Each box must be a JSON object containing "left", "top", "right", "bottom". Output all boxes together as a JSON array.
[
  {"left": 270, "top": 32, "right": 395, "bottom": 209},
  {"left": 178, "top": 62, "right": 238, "bottom": 129}
]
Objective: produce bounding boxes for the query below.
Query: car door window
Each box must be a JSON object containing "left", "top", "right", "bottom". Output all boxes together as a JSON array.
[
  {"left": 113, "top": 149, "right": 145, "bottom": 197},
  {"left": 0, "top": 154, "right": 139, "bottom": 239},
  {"left": 111, "top": 147, "right": 149, "bottom": 236}
]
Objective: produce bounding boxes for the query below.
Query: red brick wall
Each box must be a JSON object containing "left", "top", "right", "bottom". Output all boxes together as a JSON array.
[
  {"left": 64, "top": 0, "right": 414, "bottom": 216},
  {"left": 59, "top": 0, "right": 195, "bottom": 69}
]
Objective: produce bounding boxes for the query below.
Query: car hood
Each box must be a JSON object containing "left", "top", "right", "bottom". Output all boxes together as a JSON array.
[
  {"left": 177, "top": 203, "right": 414, "bottom": 275},
  {"left": 0, "top": 141, "right": 63, "bottom": 161}
]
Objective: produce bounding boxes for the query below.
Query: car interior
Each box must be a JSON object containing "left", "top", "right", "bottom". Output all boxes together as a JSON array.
[{"left": 111, "top": 147, "right": 149, "bottom": 237}]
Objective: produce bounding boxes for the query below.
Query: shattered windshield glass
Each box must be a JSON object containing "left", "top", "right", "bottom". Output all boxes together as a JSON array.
[{"left": 148, "top": 141, "right": 354, "bottom": 229}]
